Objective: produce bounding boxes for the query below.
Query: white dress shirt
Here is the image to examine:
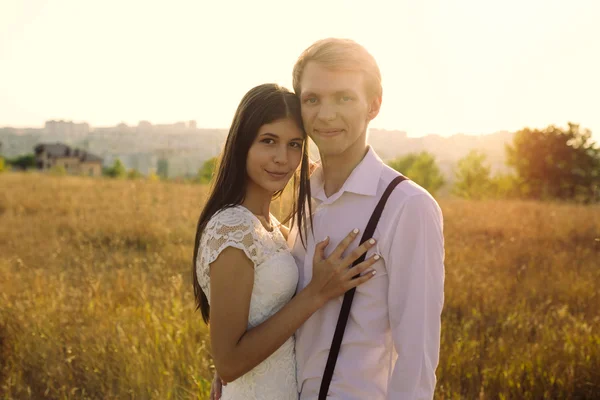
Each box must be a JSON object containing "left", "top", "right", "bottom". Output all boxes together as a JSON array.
[{"left": 288, "top": 147, "right": 445, "bottom": 400}]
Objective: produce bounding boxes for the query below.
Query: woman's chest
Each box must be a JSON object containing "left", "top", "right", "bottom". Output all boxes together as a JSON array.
[{"left": 247, "top": 250, "right": 299, "bottom": 327}]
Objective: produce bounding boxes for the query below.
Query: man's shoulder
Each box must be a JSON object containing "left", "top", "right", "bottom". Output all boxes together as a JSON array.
[
  {"left": 380, "top": 165, "right": 437, "bottom": 202},
  {"left": 378, "top": 166, "right": 443, "bottom": 230}
]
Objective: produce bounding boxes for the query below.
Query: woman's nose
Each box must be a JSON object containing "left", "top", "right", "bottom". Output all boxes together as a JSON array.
[{"left": 273, "top": 146, "right": 288, "bottom": 165}]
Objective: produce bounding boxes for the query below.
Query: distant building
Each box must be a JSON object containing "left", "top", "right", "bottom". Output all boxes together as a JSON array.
[
  {"left": 44, "top": 120, "right": 90, "bottom": 136},
  {"left": 137, "top": 120, "right": 153, "bottom": 132},
  {"left": 34, "top": 143, "right": 103, "bottom": 176}
]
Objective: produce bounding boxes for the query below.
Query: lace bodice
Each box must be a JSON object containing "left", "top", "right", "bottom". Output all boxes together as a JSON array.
[{"left": 196, "top": 205, "right": 299, "bottom": 399}]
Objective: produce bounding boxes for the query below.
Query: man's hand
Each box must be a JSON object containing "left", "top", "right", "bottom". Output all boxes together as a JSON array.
[{"left": 209, "top": 370, "right": 224, "bottom": 400}]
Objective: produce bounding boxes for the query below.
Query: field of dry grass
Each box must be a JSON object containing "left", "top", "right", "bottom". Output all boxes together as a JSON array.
[{"left": 1, "top": 172, "right": 599, "bottom": 399}]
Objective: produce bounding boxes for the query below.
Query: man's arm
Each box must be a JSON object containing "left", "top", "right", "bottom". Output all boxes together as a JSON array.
[{"left": 385, "top": 194, "right": 445, "bottom": 400}]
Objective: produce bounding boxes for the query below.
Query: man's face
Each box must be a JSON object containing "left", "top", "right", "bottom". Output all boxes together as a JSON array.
[{"left": 299, "top": 61, "right": 380, "bottom": 158}]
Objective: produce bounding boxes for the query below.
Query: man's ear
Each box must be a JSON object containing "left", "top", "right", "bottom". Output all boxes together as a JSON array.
[{"left": 367, "top": 95, "right": 382, "bottom": 121}]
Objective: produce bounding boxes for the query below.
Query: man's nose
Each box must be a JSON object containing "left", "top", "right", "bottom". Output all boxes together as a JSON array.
[{"left": 316, "top": 103, "right": 336, "bottom": 122}]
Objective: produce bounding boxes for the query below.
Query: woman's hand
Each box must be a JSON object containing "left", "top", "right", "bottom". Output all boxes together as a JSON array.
[
  {"left": 307, "top": 229, "right": 379, "bottom": 305},
  {"left": 208, "top": 231, "right": 378, "bottom": 383},
  {"left": 209, "top": 371, "right": 223, "bottom": 400}
]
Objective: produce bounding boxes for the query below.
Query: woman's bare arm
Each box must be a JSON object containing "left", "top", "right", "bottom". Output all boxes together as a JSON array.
[{"left": 209, "top": 231, "right": 378, "bottom": 383}]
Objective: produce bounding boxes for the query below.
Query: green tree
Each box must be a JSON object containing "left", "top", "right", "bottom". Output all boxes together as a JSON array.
[
  {"left": 7, "top": 153, "right": 36, "bottom": 170},
  {"left": 452, "top": 150, "right": 493, "bottom": 200},
  {"left": 490, "top": 173, "right": 522, "bottom": 199},
  {"left": 388, "top": 152, "right": 445, "bottom": 196},
  {"left": 157, "top": 158, "right": 169, "bottom": 179},
  {"left": 196, "top": 157, "right": 218, "bottom": 184},
  {"left": 506, "top": 122, "right": 600, "bottom": 201},
  {"left": 387, "top": 153, "right": 418, "bottom": 176},
  {"left": 103, "top": 159, "right": 127, "bottom": 178}
]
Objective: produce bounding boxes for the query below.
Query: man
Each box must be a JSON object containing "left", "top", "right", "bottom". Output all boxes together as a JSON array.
[{"left": 214, "top": 38, "right": 445, "bottom": 399}]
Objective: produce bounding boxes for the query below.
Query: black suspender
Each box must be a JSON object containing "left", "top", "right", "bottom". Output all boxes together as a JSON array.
[{"left": 318, "top": 175, "right": 408, "bottom": 399}]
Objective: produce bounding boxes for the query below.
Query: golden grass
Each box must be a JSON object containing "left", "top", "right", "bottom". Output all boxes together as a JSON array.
[{"left": 0, "top": 172, "right": 599, "bottom": 399}]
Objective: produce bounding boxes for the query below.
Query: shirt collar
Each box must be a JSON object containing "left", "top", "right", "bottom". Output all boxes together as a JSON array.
[{"left": 310, "top": 146, "right": 384, "bottom": 203}]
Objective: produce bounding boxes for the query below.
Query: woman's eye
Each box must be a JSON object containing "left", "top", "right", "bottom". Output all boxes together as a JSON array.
[
  {"left": 290, "top": 142, "right": 302, "bottom": 149},
  {"left": 305, "top": 97, "right": 317, "bottom": 104},
  {"left": 261, "top": 138, "right": 275, "bottom": 144},
  {"left": 341, "top": 96, "right": 353, "bottom": 102}
]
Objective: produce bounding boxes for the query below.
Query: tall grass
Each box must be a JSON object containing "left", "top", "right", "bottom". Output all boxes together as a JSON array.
[{"left": 0, "top": 172, "right": 599, "bottom": 399}]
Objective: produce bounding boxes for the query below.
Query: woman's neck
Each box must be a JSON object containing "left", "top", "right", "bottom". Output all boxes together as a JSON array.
[{"left": 242, "top": 182, "right": 272, "bottom": 221}]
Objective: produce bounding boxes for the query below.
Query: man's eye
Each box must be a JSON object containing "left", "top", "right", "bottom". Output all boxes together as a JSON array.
[
  {"left": 305, "top": 97, "right": 317, "bottom": 104},
  {"left": 341, "top": 96, "right": 353, "bottom": 102}
]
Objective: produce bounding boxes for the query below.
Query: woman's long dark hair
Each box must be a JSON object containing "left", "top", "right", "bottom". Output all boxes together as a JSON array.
[{"left": 192, "top": 83, "right": 312, "bottom": 324}]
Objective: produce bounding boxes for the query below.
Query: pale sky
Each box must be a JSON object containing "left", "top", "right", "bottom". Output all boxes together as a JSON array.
[{"left": 1, "top": 0, "right": 599, "bottom": 138}]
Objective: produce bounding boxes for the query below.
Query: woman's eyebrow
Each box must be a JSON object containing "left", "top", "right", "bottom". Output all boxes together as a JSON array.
[{"left": 259, "top": 132, "right": 279, "bottom": 138}]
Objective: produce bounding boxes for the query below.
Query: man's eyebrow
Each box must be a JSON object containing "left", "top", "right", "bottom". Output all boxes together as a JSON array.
[
  {"left": 302, "top": 89, "right": 358, "bottom": 98},
  {"left": 334, "top": 89, "right": 358, "bottom": 96}
]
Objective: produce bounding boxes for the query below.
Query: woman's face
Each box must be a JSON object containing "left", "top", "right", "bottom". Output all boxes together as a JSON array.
[{"left": 246, "top": 117, "right": 305, "bottom": 195}]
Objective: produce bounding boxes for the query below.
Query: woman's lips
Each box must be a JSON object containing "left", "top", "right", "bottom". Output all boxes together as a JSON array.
[{"left": 265, "top": 170, "right": 289, "bottom": 180}]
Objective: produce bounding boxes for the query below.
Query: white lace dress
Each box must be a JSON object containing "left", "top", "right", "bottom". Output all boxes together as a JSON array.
[{"left": 196, "top": 205, "right": 299, "bottom": 400}]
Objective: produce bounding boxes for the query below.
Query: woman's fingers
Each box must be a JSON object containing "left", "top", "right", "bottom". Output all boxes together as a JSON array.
[
  {"left": 345, "top": 254, "right": 380, "bottom": 279},
  {"left": 312, "top": 236, "right": 330, "bottom": 263},
  {"left": 341, "top": 238, "right": 377, "bottom": 268},
  {"left": 328, "top": 229, "right": 360, "bottom": 260},
  {"left": 344, "top": 268, "right": 377, "bottom": 290}
]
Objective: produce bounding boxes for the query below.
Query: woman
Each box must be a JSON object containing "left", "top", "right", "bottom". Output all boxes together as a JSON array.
[{"left": 192, "top": 83, "right": 379, "bottom": 399}]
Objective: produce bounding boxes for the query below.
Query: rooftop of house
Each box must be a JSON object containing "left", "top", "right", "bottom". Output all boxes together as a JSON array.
[{"left": 34, "top": 143, "right": 103, "bottom": 163}]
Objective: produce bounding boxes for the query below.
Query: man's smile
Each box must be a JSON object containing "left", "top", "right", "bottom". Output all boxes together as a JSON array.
[{"left": 313, "top": 128, "right": 345, "bottom": 137}]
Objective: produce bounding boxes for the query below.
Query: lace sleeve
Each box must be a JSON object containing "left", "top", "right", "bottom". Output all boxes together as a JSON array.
[
  {"left": 196, "top": 207, "right": 263, "bottom": 300},
  {"left": 201, "top": 206, "right": 261, "bottom": 267}
]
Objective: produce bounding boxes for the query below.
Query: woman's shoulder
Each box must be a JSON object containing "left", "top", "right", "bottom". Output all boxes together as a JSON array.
[
  {"left": 201, "top": 205, "right": 264, "bottom": 265},
  {"left": 205, "top": 205, "right": 259, "bottom": 234}
]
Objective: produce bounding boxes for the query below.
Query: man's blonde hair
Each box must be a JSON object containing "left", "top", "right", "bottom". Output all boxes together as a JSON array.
[{"left": 292, "top": 38, "right": 382, "bottom": 99}]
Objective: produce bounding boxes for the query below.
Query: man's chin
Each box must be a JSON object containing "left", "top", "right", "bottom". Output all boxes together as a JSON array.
[{"left": 317, "top": 143, "right": 346, "bottom": 158}]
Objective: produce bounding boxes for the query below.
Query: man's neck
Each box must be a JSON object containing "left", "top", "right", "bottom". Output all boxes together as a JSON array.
[{"left": 320, "top": 144, "right": 369, "bottom": 198}]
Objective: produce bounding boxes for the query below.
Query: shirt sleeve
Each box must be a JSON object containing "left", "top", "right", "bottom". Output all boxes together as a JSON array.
[{"left": 385, "top": 193, "right": 445, "bottom": 400}]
